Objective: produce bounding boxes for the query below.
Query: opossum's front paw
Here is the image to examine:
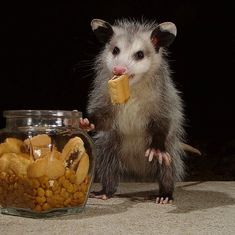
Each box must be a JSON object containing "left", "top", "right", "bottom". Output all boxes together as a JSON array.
[
  {"left": 156, "top": 195, "right": 173, "bottom": 204},
  {"left": 79, "top": 118, "right": 95, "bottom": 132},
  {"left": 145, "top": 148, "right": 172, "bottom": 166},
  {"left": 89, "top": 190, "right": 110, "bottom": 200}
]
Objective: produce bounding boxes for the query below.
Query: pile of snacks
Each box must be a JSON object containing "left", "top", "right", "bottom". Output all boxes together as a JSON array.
[{"left": 0, "top": 134, "right": 90, "bottom": 212}]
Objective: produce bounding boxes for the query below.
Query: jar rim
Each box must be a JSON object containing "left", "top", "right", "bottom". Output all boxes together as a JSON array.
[{"left": 3, "top": 110, "right": 82, "bottom": 118}]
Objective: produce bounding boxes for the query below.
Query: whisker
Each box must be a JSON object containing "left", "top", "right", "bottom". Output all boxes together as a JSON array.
[
  {"left": 72, "top": 59, "right": 96, "bottom": 73},
  {"left": 76, "top": 71, "right": 95, "bottom": 80},
  {"left": 127, "top": 57, "right": 135, "bottom": 72},
  {"left": 74, "top": 58, "right": 96, "bottom": 65},
  {"left": 73, "top": 62, "right": 94, "bottom": 69}
]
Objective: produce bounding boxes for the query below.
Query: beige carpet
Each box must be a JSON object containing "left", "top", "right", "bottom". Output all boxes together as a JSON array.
[{"left": 1, "top": 182, "right": 235, "bottom": 235}]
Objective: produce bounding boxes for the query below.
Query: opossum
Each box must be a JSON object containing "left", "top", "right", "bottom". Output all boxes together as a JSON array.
[{"left": 83, "top": 18, "right": 187, "bottom": 203}]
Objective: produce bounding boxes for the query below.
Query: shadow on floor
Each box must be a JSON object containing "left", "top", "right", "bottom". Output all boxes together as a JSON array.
[
  {"left": 169, "top": 182, "right": 235, "bottom": 213},
  {"left": 50, "top": 182, "right": 235, "bottom": 220}
]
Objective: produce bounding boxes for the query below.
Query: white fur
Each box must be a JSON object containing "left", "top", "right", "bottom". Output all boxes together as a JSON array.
[{"left": 106, "top": 32, "right": 162, "bottom": 85}]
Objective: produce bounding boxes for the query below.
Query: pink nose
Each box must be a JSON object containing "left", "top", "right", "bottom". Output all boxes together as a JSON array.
[{"left": 113, "top": 66, "right": 127, "bottom": 75}]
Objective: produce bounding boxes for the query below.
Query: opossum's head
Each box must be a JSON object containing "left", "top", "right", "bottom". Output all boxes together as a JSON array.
[{"left": 91, "top": 18, "right": 177, "bottom": 84}]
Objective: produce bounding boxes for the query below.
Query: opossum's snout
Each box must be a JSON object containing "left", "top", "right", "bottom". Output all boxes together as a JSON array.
[
  {"left": 113, "top": 66, "right": 127, "bottom": 76},
  {"left": 112, "top": 66, "right": 135, "bottom": 82}
]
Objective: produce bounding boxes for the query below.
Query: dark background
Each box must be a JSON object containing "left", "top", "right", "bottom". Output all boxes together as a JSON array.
[{"left": 1, "top": 1, "right": 234, "bottom": 180}]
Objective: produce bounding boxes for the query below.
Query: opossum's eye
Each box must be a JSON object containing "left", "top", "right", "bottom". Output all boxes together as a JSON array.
[
  {"left": 134, "top": 51, "right": 144, "bottom": 60},
  {"left": 112, "top": 47, "right": 120, "bottom": 56}
]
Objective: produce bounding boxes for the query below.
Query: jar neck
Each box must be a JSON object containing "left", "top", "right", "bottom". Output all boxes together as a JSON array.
[
  {"left": 3, "top": 110, "right": 82, "bottom": 130},
  {"left": 6, "top": 117, "right": 65, "bottom": 129}
]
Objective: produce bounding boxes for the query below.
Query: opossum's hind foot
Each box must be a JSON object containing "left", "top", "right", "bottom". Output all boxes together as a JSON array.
[
  {"left": 89, "top": 190, "right": 111, "bottom": 200},
  {"left": 145, "top": 148, "right": 172, "bottom": 166},
  {"left": 156, "top": 196, "right": 173, "bottom": 204}
]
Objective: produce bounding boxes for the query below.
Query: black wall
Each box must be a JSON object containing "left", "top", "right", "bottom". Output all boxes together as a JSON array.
[{"left": 1, "top": 1, "right": 235, "bottom": 180}]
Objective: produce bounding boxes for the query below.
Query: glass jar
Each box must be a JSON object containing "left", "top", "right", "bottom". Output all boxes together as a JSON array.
[{"left": 0, "top": 110, "right": 96, "bottom": 218}]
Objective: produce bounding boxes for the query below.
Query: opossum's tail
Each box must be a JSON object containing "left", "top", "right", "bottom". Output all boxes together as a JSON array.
[{"left": 181, "top": 143, "right": 201, "bottom": 156}]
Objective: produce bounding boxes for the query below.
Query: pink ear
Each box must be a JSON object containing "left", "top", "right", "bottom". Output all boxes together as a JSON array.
[{"left": 151, "top": 37, "right": 158, "bottom": 47}]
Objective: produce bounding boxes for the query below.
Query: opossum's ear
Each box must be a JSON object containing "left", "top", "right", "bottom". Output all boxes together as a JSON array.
[
  {"left": 150, "top": 22, "right": 177, "bottom": 51},
  {"left": 91, "top": 19, "right": 114, "bottom": 44}
]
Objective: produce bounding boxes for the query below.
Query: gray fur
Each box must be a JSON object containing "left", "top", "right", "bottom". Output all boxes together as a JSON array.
[{"left": 87, "top": 19, "right": 186, "bottom": 199}]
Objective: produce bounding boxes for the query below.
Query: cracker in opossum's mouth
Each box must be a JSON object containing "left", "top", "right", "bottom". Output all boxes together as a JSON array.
[{"left": 108, "top": 74, "right": 130, "bottom": 104}]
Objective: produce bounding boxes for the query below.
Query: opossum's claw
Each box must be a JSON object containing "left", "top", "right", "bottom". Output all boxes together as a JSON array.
[
  {"left": 163, "top": 152, "right": 172, "bottom": 166},
  {"left": 145, "top": 148, "right": 172, "bottom": 166},
  {"left": 79, "top": 118, "right": 95, "bottom": 132},
  {"left": 156, "top": 196, "right": 173, "bottom": 204}
]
